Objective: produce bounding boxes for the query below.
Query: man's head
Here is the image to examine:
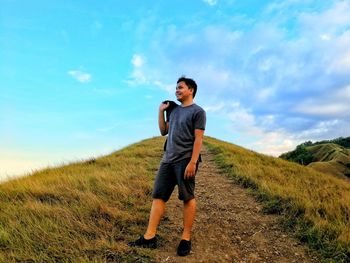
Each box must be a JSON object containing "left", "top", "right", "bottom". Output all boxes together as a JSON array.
[{"left": 176, "top": 77, "right": 197, "bottom": 102}]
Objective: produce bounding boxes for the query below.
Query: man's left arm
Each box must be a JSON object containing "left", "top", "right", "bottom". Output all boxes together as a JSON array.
[{"left": 184, "top": 129, "right": 205, "bottom": 179}]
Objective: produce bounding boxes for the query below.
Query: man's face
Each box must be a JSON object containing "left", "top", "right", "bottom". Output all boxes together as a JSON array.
[{"left": 175, "top": 81, "right": 193, "bottom": 102}]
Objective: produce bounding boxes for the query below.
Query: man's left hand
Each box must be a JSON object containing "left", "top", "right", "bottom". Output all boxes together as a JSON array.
[{"left": 184, "top": 162, "right": 196, "bottom": 179}]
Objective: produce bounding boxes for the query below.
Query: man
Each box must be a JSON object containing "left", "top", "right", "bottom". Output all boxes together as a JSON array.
[{"left": 128, "top": 77, "right": 206, "bottom": 257}]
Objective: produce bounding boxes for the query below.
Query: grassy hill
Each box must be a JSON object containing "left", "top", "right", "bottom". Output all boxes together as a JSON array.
[
  {"left": 1, "top": 136, "right": 350, "bottom": 262},
  {"left": 307, "top": 144, "right": 350, "bottom": 178},
  {"left": 0, "top": 137, "right": 166, "bottom": 262},
  {"left": 280, "top": 141, "right": 350, "bottom": 179},
  {"left": 204, "top": 137, "right": 350, "bottom": 262}
]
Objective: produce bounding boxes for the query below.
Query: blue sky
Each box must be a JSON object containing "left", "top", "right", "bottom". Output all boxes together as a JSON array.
[{"left": 1, "top": 0, "right": 350, "bottom": 180}]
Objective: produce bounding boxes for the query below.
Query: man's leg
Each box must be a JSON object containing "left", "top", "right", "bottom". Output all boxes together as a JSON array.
[
  {"left": 145, "top": 161, "right": 175, "bottom": 239},
  {"left": 128, "top": 161, "right": 175, "bottom": 248},
  {"left": 128, "top": 198, "right": 165, "bottom": 248},
  {"left": 144, "top": 198, "right": 166, "bottom": 239},
  {"left": 182, "top": 198, "right": 196, "bottom": 241}
]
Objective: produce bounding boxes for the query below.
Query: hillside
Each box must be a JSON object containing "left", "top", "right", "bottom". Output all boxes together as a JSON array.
[
  {"left": 0, "top": 137, "right": 165, "bottom": 262},
  {"left": 280, "top": 141, "right": 350, "bottom": 178},
  {"left": 311, "top": 137, "right": 350, "bottom": 149},
  {"left": 0, "top": 136, "right": 349, "bottom": 262},
  {"left": 307, "top": 144, "right": 350, "bottom": 178},
  {"left": 204, "top": 137, "right": 350, "bottom": 262}
]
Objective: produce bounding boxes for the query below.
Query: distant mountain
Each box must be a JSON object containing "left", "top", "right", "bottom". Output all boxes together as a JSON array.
[
  {"left": 279, "top": 136, "right": 350, "bottom": 178},
  {"left": 308, "top": 136, "right": 350, "bottom": 148}
]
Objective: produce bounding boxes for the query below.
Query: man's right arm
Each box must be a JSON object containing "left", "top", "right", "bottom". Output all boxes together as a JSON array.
[{"left": 159, "top": 102, "right": 169, "bottom": 136}]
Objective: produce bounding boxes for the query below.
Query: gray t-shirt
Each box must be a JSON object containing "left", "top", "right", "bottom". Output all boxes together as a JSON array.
[{"left": 162, "top": 103, "right": 206, "bottom": 163}]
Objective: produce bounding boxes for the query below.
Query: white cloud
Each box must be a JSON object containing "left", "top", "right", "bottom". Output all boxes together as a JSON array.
[
  {"left": 132, "top": 54, "right": 145, "bottom": 67},
  {"left": 125, "top": 54, "right": 176, "bottom": 94},
  {"left": 153, "top": 80, "right": 174, "bottom": 94},
  {"left": 298, "top": 1, "right": 350, "bottom": 37},
  {"left": 320, "top": 34, "right": 331, "bottom": 40},
  {"left": 226, "top": 102, "right": 258, "bottom": 134},
  {"left": 129, "top": 70, "right": 147, "bottom": 85},
  {"left": 287, "top": 119, "right": 350, "bottom": 146},
  {"left": 125, "top": 1, "right": 350, "bottom": 155},
  {"left": 296, "top": 85, "right": 350, "bottom": 117},
  {"left": 203, "top": 102, "right": 225, "bottom": 112},
  {"left": 327, "top": 30, "right": 350, "bottom": 74},
  {"left": 256, "top": 87, "right": 275, "bottom": 102},
  {"left": 251, "top": 130, "right": 298, "bottom": 157},
  {"left": 297, "top": 103, "right": 350, "bottom": 117},
  {"left": 213, "top": 102, "right": 300, "bottom": 156},
  {"left": 125, "top": 54, "right": 149, "bottom": 86},
  {"left": 203, "top": 0, "right": 218, "bottom": 6},
  {"left": 68, "top": 70, "right": 92, "bottom": 83}
]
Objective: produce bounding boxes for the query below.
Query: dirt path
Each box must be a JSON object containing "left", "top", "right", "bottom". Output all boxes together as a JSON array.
[{"left": 154, "top": 146, "right": 320, "bottom": 263}]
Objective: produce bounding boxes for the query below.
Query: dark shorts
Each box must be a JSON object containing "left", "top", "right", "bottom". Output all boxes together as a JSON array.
[{"left": 152, "top": 158, "right": 199, "bottom": 202}]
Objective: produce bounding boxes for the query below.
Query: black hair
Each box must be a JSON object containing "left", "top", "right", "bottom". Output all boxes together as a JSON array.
[{"left": 177, "top": 76, "right": 197, "bottom": 98}]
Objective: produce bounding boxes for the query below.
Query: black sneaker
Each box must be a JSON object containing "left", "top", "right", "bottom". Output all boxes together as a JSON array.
[
  {"left": 128, "top": 235, "right": 157, "bottom": 249},
  {"left": 177, "top": 239, "right": 191, "bottom": 256}
]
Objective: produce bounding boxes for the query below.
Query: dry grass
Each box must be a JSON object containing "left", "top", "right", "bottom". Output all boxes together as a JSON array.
[
  {"left": 0, "top": 137, "right": 166, "bottom": 262},
  {"left": 307, "top": 144, "right": 350, "bottom": 163},
  {"left": 204, "top": 136, "right": 350, "bottom": 262},
  {"left": 307, "top": 144, "right": 350, "bottom": 178},
  {"left": 2, "top": 135, "right": 350, "bottom": 262}
]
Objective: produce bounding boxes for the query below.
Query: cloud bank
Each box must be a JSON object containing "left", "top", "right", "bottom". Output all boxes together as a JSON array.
[{"left": 126, "top": 0, "right": 350, "bottom": 155}]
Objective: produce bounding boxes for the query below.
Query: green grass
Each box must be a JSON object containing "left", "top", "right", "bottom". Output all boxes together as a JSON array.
[
  {"left": 0, "top": 137, "right": 166, "bottom": 262},
  {"left": 204, "top": 136, "right": 350, "bottom": 262}
]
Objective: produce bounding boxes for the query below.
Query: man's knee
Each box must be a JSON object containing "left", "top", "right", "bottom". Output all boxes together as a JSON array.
[
  {"left": 153, "top": 198, "right": 166, "bottom": 204},
  {"left": 151, "top": 199, "right": 166, "bottom": 216},
  {"left": 183, "top": 198, "right": 196, "bottom": 205}
]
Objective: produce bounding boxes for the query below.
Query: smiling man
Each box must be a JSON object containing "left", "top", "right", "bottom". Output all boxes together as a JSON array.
[{"left": 128, "top": 76, "right": 206, "bottom": 256}]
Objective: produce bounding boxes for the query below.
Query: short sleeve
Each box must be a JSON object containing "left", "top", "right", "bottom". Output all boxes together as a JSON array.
[{"left": 194, "top": 109, "right": 206, "bottom": 130}]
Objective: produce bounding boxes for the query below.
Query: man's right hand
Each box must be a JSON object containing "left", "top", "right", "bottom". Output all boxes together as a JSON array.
[
  {"left": 159, "top": 101, "right": 170, "bottom": 112},
  {"left": 158, "top": 101, "right": 169, "bottom": 136}
]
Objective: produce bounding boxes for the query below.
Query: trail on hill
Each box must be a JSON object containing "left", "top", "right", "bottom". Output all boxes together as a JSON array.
[{"left": 154, "top": 146, "right": 320, "bottom": 263}]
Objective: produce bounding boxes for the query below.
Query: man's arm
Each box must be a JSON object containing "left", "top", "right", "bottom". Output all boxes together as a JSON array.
[
  {"left": 190, "top": 129, "right": 204, "bottom": 164},
  {"left": 184, "top": 129, "right": 205, "bottom": 179},
  {"left": 159, "top": 102, "right": 169, "bottom": 136}
]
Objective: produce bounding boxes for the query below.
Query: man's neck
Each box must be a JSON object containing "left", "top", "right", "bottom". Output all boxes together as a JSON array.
[{"left": 181, "top": 98, "right": 194, "bottom": 107}]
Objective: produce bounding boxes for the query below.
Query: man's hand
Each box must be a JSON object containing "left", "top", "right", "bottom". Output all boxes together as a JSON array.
[
  {"left": 159, "top": 101, "right": 170, "bottom": 112},
  {"left": 159, "top": 101, "right": 170, "bottom": 136},
  {"left": 184, "top": 161, "right": 197, "bottom": 179}
]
